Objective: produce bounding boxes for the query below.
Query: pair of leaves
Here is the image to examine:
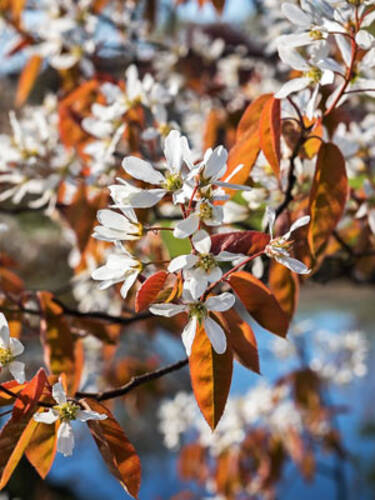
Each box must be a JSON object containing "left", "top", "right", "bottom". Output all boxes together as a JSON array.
[
  {"left": 189, "top": 271, "right": 289, "bottom": 430},
  {"left": 0, "top": 369, "right": 49, "bottom": 489},
  {"left": 222, "top": 93, "right": 281, "bottom": 189}
]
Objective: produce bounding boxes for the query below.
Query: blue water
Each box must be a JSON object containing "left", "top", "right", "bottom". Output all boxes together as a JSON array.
[{"left": 44, "top": 301, "right": 375, "bottom": 500}]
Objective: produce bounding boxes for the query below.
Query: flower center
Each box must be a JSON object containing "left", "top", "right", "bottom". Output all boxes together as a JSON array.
[
  {"left": 309, "top": 30, "right": 323, "bottom": 41},
  {"left": 163, "top": 173, "right": 183, "bottom": 191},
  {"left": 305, "top": 67, "right": 322, "bottom": 83},
  {"left": 199, "top": 202, "right": 213, "bottom": 220},
  {"left": 189, "top": 302, "right": 207, "bottom": 322},
  {"left": 0, "top": 347, "right": 14, "bottom": 366},
  {"left": 265, "top": 238, "right": 293, "bottom": 258},
  {"left": 198, "top": 254, "right": 216, "bottom": 272},
  {"left": 55, "top": 402, "right": 80, "bottom": 421}
]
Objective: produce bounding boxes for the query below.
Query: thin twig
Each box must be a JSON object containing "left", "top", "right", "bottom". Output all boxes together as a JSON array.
[{"left": 76, "top": 358, "right": 189, "bottom": 401}]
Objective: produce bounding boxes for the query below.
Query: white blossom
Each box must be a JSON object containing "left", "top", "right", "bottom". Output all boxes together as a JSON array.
[{"left": 34, "top": 381, "right": 106, "bottom": 456}]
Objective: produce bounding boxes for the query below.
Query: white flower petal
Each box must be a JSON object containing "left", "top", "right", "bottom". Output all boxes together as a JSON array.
[
  {"left": 77, "top": 410, "right": 107, "bottom": 422},
  {"left": 205, "top": 292, "right": 235, "bottom": 312},
  {"left": 57, "top": 421, "right": 75, "bottom": 457},
  {"left": 281, "top": 3, "right": 312, "bottom": 26},
  {"left": 0, "top": 314, "right": 10, "bottom": 348},
  {"left": 8, "top": 361, "right": 25, "bottom": 384},
  {"left": 120, "top": 270, "right": 139, "bottom": 299},
  {"left": 122, "top": 156, "right": 165, "bottom": 185},
  {"left": 173, "top": 214, "right": 199, "bottom": 239},
  {"left": 149, "top": 304, "right": 187, "bottom": 317},
  {"left": 127, "top": 189, "right": 167, "bottom": 208},
  {"left": 369, "top": 209, "right": 375, "bottom": 235},
  {"left": 204, "top": 146, "right": 228, "bottom": 180},
  {"left": 203, "top": 316, "right": 227, "bottom": 354},
  {"left": 192, "top": 230, "right": 211, "bottom": 254},
  {"left": 9, "top": 337, "right": 24, "bottom": 357},
  {"left": 206, "top": 266, "right": 222, "bottom": 283},
  {"left": 185, "top": 271, "right": 208, "bottom": 300},
  {"left": 216, "top": 251, "right": 241, "bottom": 262},
  {"left": 181, "top": 317, "right": 197, "bottom": 356},
  {"left": 275, "top": 254, "right": 310, "bottom": 275},
  {"left": 53, "top": 382, "right": 67, "bottom": 405},
  {"left": 275, "top": 77, "right": 310, "bottom": 99},
  {"left": 34, "top": 409, "right": 59, "bottom": 424},
  {"left": 288, "top": 215, "right": 310, "bottom": 234},
  {"left": 168, "top": 254, "right": 198, "bottom": 273},
  {"left": 164, "top": 130, "right": 183, "bottom": 172}
]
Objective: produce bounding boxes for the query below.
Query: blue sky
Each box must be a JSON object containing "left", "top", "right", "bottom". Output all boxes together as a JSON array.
[{"left": 176, "top": 0, "right": 254, "bottom": 23}]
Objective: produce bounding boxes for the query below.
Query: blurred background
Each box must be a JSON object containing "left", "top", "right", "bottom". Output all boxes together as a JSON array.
[{"left": 0, "top": 1, "right": 374, "bottom": 499}]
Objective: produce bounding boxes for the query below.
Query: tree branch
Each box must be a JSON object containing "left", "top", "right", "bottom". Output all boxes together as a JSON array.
[{"left": 76, "top": 358, "right": 189, "bottom": 401}]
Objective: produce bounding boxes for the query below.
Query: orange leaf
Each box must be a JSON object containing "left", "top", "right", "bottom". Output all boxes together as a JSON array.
[
  {"left": 189, "top": 324, "right": 233, "bottom": 430},
  {"left": 15, "top": 55, "right": 42, "bottom": 107},
  {"left": 0, "top": 381, "right": 25, "bottom": 406},
  {"left": 229, "top": 271, "right": 289, "bottom": 337},
  {"left": 38, "top": 292, "right": 76, "bottom": 389},
  {"left": 0, "top": 369, "right": 48, "bottom": 489},
  {"left": 304, "top": 120, "right": 323, "bottom": 159},
  {"left": 268, "top": 261, "right": 299, "bottom": 320},
  {"left": 222, "top": 308, "right": 260, "bottom": 374},
  {"left": 84, "top": 399, "right": 141, "bottom": 499},
  {"left": 25, "top": 422, "right": 57, "bottom": 479},
  {"left": 135, "top": 271, "right": 169, "bottom": 312},
  {"left": 259, "top": 96, "right": 281, "bottom": 177},
  {"left": 210, "top": 230, "right": 270, "bottom": 256},
  {"left": 236, "top": 94, "right": 272, "bottom": 141},
  {"left": 308, "top": 143, "right": 348, "bottom": 258},
  {"left": 222, "top": 94, "right": 272, "bottom": 190},
  {"left": 61, "top": 182, "right": 108, "bottom": 254}
]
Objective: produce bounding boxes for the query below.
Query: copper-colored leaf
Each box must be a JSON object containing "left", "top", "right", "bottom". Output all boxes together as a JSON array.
[
  {"left": 61, "top": 182, "right": 107, "bottom": 253},
  {"left": 135, "top": 271, "right": 169, "bottom": 312},
  {"left": 38, "top": 291, "right": 75, "bottom": 383},
  {"left": 210, "top": 231, "right": 270, "bottom": 256},
  {"left": 259, "top": 96, "right": 281, "bottom": 177},
  {"left": 0, "top": 369, "right": 48, "bottom": 489},
  {"left": 229, "top": 271, "right": 289, "bottom": 337},
  {"left": 308, "top": 143, "right": 348, "bottom": 258},
  {"left": 0, "top": 381, "right": 25, "bottom": 406},
  {"left": 84, "top": 399, "right": 141, "bottom": 499},
  {"left": 222, "top": 94, "right": 272, "bottom": 190},
  {"left": 222, "top": 308, "right": 259, "bottom": 374},
  {"left": 268, "top": 261, "right": 299, "bottom": 320},
  {"left": 25, "top": 422, "right": 57, "bottom": 479},
  {"left": 15, "top": 55, "right": 42, "bottom": 106},
  {"left": 189, "top": 324, "right": 233, "bottom": 430}
]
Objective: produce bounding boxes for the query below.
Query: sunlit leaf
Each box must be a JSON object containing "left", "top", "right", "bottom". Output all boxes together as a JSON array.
[
  {"left": 222, "top": 308, "right": 259, "bottom": 374},
  {"left": 0, "top": 369, "right": 48, "bottom": 489},
  {"left": 259, "top": 95, "right": 281, "bottom": 177},
  {"left": 135, "top": 271, "right": 169, "bottom": 312},
  {"left": 308, "top": 143, "right": 348, "bottom": 259},
  {"left": 84, "top": 399, "right": 141, "bottom": 499},
  {"left": 222, "top": 94, "right": 272, "bottom": 191},
  {"left": 189, "top": 324, "right": 233, "bottom": 430},
  {"left": 268, "top": 261, "right": 299, "bottom": 320},
  {"left": 229, "top": 271, "right": 289, "bottom": 337},
  {"left": 15, "top": 55, "right": 42, "bottom": 107},
  {"left": 25, "top": 421, "right": 57, "bottom": 479},
  {"left": 210, "top": 230, "right": 270, "bottom": 256}
]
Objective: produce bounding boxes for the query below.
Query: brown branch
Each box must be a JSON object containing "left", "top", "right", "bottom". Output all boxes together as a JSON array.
[
  {"left": 2, "top": 300, "right": 151, "bottom": 327},
  {"left": 76, "top": 358, "right": 189, "bottom": 401}
]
